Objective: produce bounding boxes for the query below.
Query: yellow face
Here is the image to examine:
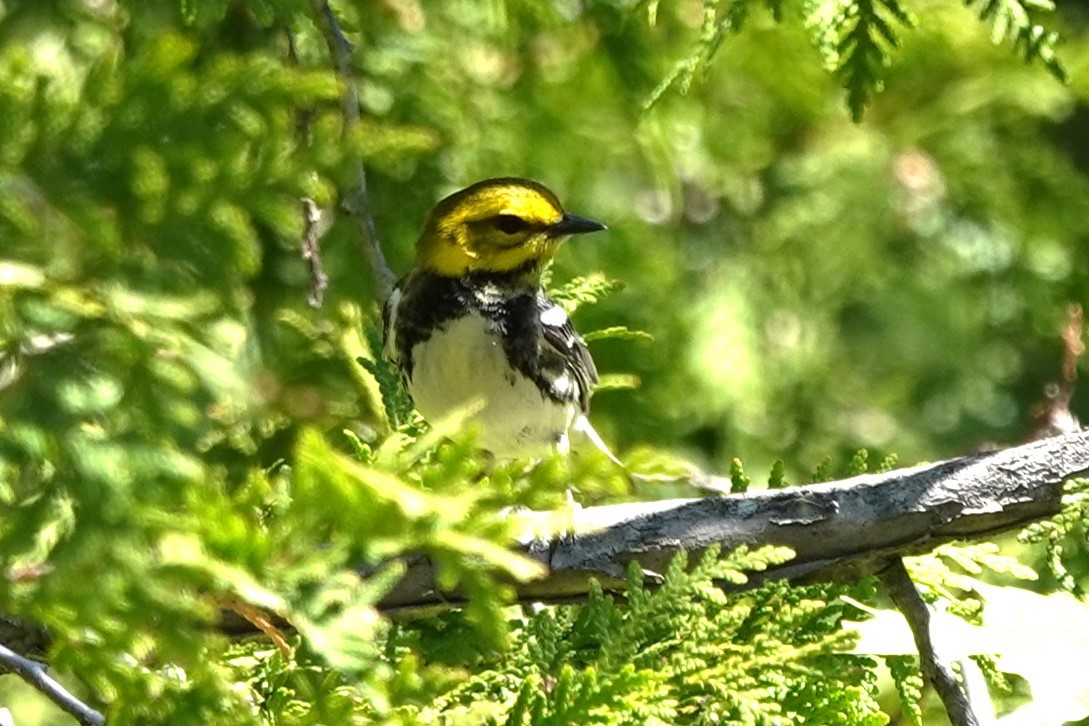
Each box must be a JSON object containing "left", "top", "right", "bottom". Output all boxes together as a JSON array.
[{"left": 415, "top": 178, "right": 605, "bottom": 277}]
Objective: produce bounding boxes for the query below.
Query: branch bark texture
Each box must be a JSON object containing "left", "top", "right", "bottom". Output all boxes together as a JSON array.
[{"left": 377, "top": 430, "right": 1089, "bottom": 612}]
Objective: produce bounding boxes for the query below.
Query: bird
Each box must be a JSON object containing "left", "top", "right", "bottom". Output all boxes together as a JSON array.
[{"left": 382, "top": 177, "right": 618, "bottom": 461}]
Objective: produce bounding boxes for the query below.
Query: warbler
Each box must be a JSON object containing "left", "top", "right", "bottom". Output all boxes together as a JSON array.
[{"left": 382, "top": 177, "right": 617, "bottom": 460}]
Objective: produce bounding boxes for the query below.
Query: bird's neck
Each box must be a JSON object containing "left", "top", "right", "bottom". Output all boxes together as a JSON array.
[
  {"left": 465, "top": 260, "right": 544, "bottom": 289},
  {"left": 418, "top": 258, "right": 545, "bottom": 290}
]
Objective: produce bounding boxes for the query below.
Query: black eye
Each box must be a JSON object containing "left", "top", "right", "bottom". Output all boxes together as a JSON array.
[{"left": 494, "top": 214, "right": 530, "bottom": 234}]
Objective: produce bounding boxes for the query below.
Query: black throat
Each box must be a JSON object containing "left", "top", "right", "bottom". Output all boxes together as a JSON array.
[{"left": 389, "top": 267, "right": 541, "bottom": 379}]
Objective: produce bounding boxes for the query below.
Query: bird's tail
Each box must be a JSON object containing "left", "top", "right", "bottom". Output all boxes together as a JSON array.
[{"left": 572, "top": 415, "right": 623, "bottom": 467}]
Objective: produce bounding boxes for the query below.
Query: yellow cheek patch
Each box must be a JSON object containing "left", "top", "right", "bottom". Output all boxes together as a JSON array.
[
  {"left": 422, "top": 239, "right": 553, "bottom": 276},
  {"left": 483, "top": 234, "right": 560, "bottom": 272},
  {"left": 424, "top": 243, "right": 477, "bottom": 277}
]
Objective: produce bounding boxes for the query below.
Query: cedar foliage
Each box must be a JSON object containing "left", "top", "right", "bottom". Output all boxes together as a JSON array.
[{"left": 3, "top": 0, "right": 1089, "bottom": 723}]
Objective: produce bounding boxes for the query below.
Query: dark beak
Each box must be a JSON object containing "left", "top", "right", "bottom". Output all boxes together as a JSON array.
[{"left": 552, "top": 213, "right": 607, "bottom": 236}]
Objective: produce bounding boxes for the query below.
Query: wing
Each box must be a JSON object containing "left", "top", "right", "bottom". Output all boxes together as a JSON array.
[
  {"left": 535, "top": 292, "right": 598, "bottom": 413},
  {"left": 465, "top": 281, "right": 598, "bottom": 413}
]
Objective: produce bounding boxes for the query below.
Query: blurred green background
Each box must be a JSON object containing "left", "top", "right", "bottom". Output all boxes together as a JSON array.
[
  {"left": 5, "top": 0, "right": 1082, "bottom": 475},
  {"left": 3, "top": 0, "right": 1089, "bottom": 722},
  {"left": 251, "top": 0, "right": 1089, "bottom": 474}
]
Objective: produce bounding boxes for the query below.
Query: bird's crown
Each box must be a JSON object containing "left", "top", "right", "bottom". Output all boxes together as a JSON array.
[{"left": 415, "top": 178, "right": 604, "bottom": 278}]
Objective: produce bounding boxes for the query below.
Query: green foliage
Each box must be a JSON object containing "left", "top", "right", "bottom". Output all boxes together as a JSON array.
[
  {"left": 729, "top": 457, "right": 752, "bottom": 493},
  {"left": 876, "top": 453, "right": 898, "bottom": 473},
  {"left": 1019, "top": 477, "right": 1089, "bottom": 595},
  {"left": 885, "top": 655, "right": 924, "bottom": 726},
  {"left": 812, "top": 449, "right": 898, "bottom": 482},
  {"left": 964, "top": 0, "right": 1066, "bottom": 80},
  {"left": 970, "top": 653, "right": 1012, "bottom": 695},
  {"left": 549, "top": 275, "right": 653, "bottom": 362},
  {"left": 356, "top": 323, "right": 416, "bottom": 429},
  {"left": 768, "top": 458, "right": 789, "bottom": 488},
  {"left": 408, "top": 546, "right": 885, "bottom": 725},
  {"left": 905, "top": 542, "right": 1038, "bottom": 622},
  {"left": 811, "top": 455, "right": 835, "bottom": 482},
  {"left": 644, "top": 0, "right": 772, "bottom": 110},
  {"left": 547, "top": 273, "right": 626, "bottom": 315},
  {"left": 650, "top": 0, "right": 1064, "bottom": 118},
  {"left": 807, "top": 0, "right": 916, "bottom": 119},
  {"left": 847, "top": 448, "right": 871, "bottom": 475}
]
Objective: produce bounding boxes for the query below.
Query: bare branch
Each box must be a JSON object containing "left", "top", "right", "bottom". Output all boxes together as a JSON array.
[
  {"left": 880, "top": 558, "right": 979, "bottom": 726},
  {"left": 372, "top": 430, "right": 1089, "bottom": 613},
  {"left": 308, "top": 0, "right": 396, "bottom": 300},
  {"left": 0, "top": 642, "right": 104, "bottom": 726}
]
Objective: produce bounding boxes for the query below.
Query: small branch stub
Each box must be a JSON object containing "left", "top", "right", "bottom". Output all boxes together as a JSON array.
[{"left": 300, "top": 197, "right": 329, "bottom": 308}]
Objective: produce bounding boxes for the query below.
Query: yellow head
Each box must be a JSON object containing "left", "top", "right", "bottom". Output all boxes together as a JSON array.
[{"left": 415, "top": 178, "right": 606, "bottom": 278}]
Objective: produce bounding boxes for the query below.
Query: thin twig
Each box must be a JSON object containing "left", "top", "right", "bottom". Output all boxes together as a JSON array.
[
  {"left": 0, "top": 642, "right": 105, "bottom": 726},
  {"left": 308, "top": 0, "right": 396, "bottom": 299},
  {"left": 285, "top": 28, "right": 330, "bottom": 309},
  {"left": 286, "top": 30, "right": 328, "bottom": 308},
  {"left": 879, "top": 559, "right": 980, "bottom": 726}
]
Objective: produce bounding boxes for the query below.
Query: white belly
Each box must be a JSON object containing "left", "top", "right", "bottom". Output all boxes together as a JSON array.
[{"left": 407, "top": 314, "right": 577, "bottom": 457}]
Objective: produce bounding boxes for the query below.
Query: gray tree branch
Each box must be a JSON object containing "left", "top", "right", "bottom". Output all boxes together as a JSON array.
[
  {"left": 375, "top": 430, "right": 1089, "bottom": 612},
  {"left": 0, "top": 642, "right": 104, "bottom": 726}
]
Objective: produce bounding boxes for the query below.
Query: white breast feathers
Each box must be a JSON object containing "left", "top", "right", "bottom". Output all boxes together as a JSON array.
[{"left": 407, "top": 314, "right": 577, "bottom": 457}]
